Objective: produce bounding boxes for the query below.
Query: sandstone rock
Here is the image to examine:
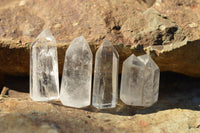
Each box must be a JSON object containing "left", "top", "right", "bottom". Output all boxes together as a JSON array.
[
  {"left": 0, "top": 113, "right": 60, "bottom": 133},
  {"left": 153, "top": 0, "right": 200, "bottom": 42},
  {"left": 0, "top": 88, "right": 200, "bottom": 133},
  {"left": 2, "top": 110, "right": 200, "bottom": 133},
  {"left": 0, "top": 0, "right": 200, "bottom": 77}
]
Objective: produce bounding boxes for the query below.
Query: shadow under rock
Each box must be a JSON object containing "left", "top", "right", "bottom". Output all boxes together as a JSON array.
[
  {"left": 3, "top": 75, "right": 29, "bottom": 93},
  {"left": 2, "top": 72, "right": 200, "bottom": 116},
  {"left": 86, "top": 72, "right": 200, "bottom": 116},
  {"left": 137, "top": 72, "right": 200, "bottom": 114}
]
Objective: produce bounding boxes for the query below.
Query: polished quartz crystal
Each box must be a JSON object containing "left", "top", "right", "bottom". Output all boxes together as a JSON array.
[
  {"left": 92, "top": 40, "right": 119, "bottom": 109},
  {"left": 30, "top": 29, "right": 59, "bottom": 101},
  {"left": 120, "top": 54, "right": 160, "bottom": 107},
  {"left": 60, "top": 36, "right": 93, "bottom": 108}
]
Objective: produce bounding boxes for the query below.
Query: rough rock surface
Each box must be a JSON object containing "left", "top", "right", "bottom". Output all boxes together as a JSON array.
[
  {"left": 153, "top": 0, "right": 200, "bottom": 42},
  {"left": 0, "top": 0, "right": 200, "bottom": 77},
  {"left": 0, "top": 73, "right": 200, "bottom": 133}
]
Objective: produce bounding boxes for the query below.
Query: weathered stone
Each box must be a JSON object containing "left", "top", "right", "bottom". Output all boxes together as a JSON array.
[
  {"left": 0, "top": 113, "right": 60, "bottom": 133},
  {"left": 153, "top": 0, "right": 200, "bottom": 42},
  {"left": 121, "top": 8, "right": 186, "bottom": 47},
  {"left": 0, "top": 0, "right": 200, "bottom": 77}
]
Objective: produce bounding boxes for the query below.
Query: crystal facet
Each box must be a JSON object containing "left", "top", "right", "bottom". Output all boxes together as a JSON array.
[
  {"left": 92, "top": 40, "right": 119, "bottom": 109},
  {"left": 30, "top": 29, "right": 59, "bottom": 101},
  {"left": 60, "top": 36, "right": 93, "bottom": 108},
  {"left": 120, "top": 54, "right": 160, "bottom": 107}
]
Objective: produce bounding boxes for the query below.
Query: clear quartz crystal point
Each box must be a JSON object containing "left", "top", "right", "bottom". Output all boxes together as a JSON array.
[
  {"left": 30, "top": 29, "right": 59, "bottom": 101},
  {"left": 120, "top": 54, "right": 160, "bottom": 107},
  {"left": 60, "top": 36, "right": 93, "bottom": 108},
  {"left": 92, "top": 40, "right": 119, "bottom": 109}
]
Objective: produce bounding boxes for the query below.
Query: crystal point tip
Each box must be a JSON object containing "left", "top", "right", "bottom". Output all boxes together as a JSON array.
[
  {"left": 37, "top": 29, "right": 53, "bottom": 39},
  {"left": 138, "top": 54, "right": 159, "bottom": 70}
]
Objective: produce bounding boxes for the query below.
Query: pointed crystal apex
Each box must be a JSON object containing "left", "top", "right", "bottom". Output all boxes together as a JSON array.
[
  {"left": 138, "top": 54, "right": 159, "bottom": 70},
  {"left": 32, "top": 29, "right": 56, "bottom": 47},
  {"left": 67, "top": 36, "right": 92, "bottom": 56},
  {"left": 100, "top": 40, "right": 119, "bottom": 58},
  {"left": 70, "top": 36, "right": 86, "bottom": 45},
  {"left": 124, "top": 54, "right": 144, "bottom": 68},
  {"left": 92, "top": 40, "right": 119, "bottom": 109},
  {"left": 36, "top": 29, "right": 53, "bottom": 39},
  {"left": 30, "top": 29, "right": 59, "bottom": 101},
  {"left": 101, "top": 39, "right": 112, "bottom": 46},
  {"left": 60, "top": 36, "right": 93, "bottom": 108}
]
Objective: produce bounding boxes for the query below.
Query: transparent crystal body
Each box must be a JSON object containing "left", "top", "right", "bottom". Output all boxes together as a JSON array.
[
  {"left": 30, "top": 29, "right": 59, "bottom": 101},
  {"left": 120, "top": 54, "right": 160, "bottom": 107},
  {"left": 60, "top": 36, "right": 93, "bottom": 108},
  {"left": 92, "top": 40, "right": 119, "bottom": 109}
]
